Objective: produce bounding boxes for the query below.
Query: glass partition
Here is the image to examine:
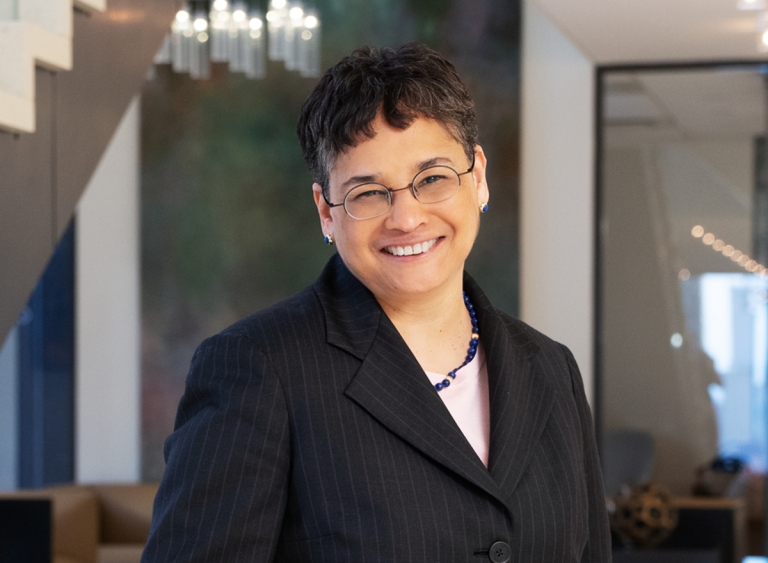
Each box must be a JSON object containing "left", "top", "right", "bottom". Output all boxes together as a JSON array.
[{"left": 598, "top": 64, "right": 768, "bottom": 553}]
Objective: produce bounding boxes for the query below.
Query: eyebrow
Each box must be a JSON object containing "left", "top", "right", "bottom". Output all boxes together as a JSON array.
[{"left": 338, "top": 156, "right": 457, "bottom": 191}]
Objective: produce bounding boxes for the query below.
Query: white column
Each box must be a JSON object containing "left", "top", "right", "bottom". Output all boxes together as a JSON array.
[
  {"left": 75, "top": 96, "right": 141, "bottom": 483},
  {"left": 520, "top": 2, "right": 596, "bottom": 405}
]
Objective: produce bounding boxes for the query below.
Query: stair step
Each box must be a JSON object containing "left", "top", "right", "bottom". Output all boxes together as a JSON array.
[{"left": 0, "top": 0, "right": 105, "bottom": 133}]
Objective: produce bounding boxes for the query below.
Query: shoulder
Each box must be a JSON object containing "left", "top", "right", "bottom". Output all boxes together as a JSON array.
[
  {"left": 496, "top": 308, "right": 571, "bottom": 358},
  {"left": 491, "top": 308, "right": 582, "bottom": 389},
  {"left": 229, "top": 285, "right": 322, "bottom": 336}
]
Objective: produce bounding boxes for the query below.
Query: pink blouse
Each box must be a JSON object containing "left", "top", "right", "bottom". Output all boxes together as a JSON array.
[{"left": 424, "top": 344, "right": 491, "bottom": 467}]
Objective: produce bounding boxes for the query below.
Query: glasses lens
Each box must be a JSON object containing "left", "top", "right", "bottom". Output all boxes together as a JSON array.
[
  {"left": 344, "top": 183, "right": 391, "bottom": 219},
  {"left": 413, "top": 166, "right": 461, "bottom": 204}
]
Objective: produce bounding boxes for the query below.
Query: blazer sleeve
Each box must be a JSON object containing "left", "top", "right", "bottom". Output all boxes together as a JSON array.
[
  {"left": 142, "top": 331, "right": 290, "bottom": 563},
  {"left": 562, "top": 345, "right": 612, "bottom": 563}
]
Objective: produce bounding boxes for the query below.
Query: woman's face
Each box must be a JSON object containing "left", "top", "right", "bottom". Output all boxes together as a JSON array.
[{"left": 313, "top": 115, "right": 489, "bottom": 305}]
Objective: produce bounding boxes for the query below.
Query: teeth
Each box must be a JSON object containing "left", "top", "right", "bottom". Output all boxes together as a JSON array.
[{"left": 385, "top": 238, "right": 437, "bottom": 256}]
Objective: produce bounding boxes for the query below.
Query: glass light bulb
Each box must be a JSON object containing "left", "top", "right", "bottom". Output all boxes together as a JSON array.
[
  {"left": 233, "top": 9, "right": 246, "bottom": 22},
  {"left": 171, "top": 14, "right": 191, "bottom": 72},
  {"left": 193, "top": 17, "right": 208, "bottom": 31},
  {"left": 289, "top": 6, "right": 304, "bottom": 20},
  {"left": 176, "top": 9, "right": 190, "bottom": 22},
  {"left": 297, "top": 8, "right": 320, "bottom": 77},
  {"left": 272, "top": 0, "right": 287, "bottom": 8},
  {"left": 189, "top": 10, "right": 211, "bottom": 79},
  {"left": 213, "top": 0, "right": 228, "bottom": 10},
  {"left": 240, "top": 9, "right": 265, "bottom": 79}
]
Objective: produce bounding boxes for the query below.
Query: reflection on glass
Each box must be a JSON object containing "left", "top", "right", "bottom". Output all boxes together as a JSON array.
[
  {"left": 600, "top": 66, "right": 768, "bottom": 505},
  {"left": 697, "top": 274, "right": 768, "bottom": 470}
]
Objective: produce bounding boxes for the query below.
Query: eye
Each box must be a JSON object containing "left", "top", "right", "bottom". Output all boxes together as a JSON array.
[
  {"left": 422, "top": 174, "right": 447, "bottom": 185},
  {"left": 348, "top": 185, "right": 388, "bottom": 202},
  {"left": 415, "top": 170, "right": 451, "bottom": 189}
]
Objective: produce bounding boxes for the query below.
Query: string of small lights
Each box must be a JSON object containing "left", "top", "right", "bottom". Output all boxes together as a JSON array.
[{"left": 690, "top": 224, "right": 767, "bottom": 276}]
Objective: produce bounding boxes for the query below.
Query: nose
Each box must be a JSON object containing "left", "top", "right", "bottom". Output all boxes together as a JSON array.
[{"left": 384, "top": 185, "right": 427, "bottom": 232}]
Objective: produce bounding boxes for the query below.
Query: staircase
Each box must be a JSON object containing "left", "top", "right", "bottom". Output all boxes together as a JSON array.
[
  {"left": 0, "top": 0, "right": 105, "bottom": 133},
  {"left": 0, "top": 0, "right": 178, "bottom": 343}
]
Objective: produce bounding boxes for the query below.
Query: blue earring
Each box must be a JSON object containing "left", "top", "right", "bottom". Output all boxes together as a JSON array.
[
  {"left": 323, "top": 234, "right": 334, "bottom": 245},
  {"left": 480, "top": 203, "right": 489, "bottom": 213}
]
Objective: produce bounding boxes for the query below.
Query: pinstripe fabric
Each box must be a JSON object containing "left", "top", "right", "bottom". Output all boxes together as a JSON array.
[{"left": 142, "top": 254, "right": 611, "bottom": 563}]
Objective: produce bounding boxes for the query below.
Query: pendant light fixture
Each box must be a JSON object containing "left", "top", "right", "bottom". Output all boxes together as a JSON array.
[{"left": 153, "top": 0, "right": 320, "bottom": 80}]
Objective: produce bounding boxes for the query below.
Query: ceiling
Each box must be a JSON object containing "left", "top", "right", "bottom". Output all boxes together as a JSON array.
[
  {"left": 531, "top": 0, "right": 768, "bottom": 64},
  {"left": 601, "top": 67, "right": 765, "bottom": 275},
  {"left": 604, "top": 68, "right": 767, "bottom": 137}
]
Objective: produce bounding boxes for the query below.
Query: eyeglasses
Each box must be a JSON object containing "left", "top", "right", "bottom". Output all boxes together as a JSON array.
[{"left": 323, "top": 154, "right": 476, "bottom": 220}]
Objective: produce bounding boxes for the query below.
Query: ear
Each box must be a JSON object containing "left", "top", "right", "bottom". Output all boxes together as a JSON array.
[
  {"left": 471, "top": 145, "right": 490, "bottom": 207},
  {"left": 313, "top": 183, "right": 334, "bottom": 236}
]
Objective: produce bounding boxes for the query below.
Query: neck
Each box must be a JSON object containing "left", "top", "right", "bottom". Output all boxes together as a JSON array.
[{"left": 375, "top": 276, "right": 474, "bottom": 374}]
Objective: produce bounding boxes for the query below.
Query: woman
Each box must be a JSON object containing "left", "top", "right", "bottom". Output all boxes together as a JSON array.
[{"left": 142, "top": 43, "right": 611, "bottom": 563}]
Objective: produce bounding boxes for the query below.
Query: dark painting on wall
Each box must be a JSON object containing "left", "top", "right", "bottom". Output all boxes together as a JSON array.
[{"left": 140, "top": 0, "right": 521, "bottom": 481}]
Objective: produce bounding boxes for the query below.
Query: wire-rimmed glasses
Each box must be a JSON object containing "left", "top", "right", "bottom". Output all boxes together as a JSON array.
[{"left": 323, "top": 155, "right": 476, "bottom": 220}]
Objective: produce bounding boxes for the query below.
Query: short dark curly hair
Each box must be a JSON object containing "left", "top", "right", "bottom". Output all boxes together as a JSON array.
[{"left": 297, "top": 42, "right": 478, "bottom": 200}]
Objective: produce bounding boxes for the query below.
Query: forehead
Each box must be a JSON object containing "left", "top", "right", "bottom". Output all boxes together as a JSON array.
[{"left": 328, "top": 116, "right": 464, "bottom": 189}]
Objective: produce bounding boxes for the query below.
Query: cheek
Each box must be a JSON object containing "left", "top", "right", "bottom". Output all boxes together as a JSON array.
[{"left": 335, "top": 222, "right": 374, "bottom": 257}]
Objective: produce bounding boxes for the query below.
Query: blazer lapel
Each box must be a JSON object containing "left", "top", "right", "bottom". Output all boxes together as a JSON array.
[
  {"left": 343, "top": 317, "right": 504, "bottom": 502},
  {"left": 465, "top": 275, "right": 556, "bottom": 506},
  {"left": 314, "top": 256, "right": 555, "bottom": 508},
  {"left": 315, "top": 256, "right": 503, "bottom": 501}
]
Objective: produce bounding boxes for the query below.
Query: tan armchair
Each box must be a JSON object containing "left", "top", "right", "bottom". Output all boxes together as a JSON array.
[{"left": 0, "top": 483, "right": 158, "bottom": 563}]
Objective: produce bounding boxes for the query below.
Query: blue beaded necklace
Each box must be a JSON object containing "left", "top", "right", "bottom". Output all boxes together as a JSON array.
[{"left": 434, "top": 291, "right": 480, "bottom": 392}]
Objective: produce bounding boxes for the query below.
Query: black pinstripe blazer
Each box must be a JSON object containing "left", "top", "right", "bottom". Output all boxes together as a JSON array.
[{"left": 142, "top": 254, "right": 611, "bottom": 563}]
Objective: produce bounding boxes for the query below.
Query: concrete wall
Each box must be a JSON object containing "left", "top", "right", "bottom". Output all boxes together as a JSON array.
[
  {"left": 520, "top": 1, "right": 596, "bottom": 404},
  {"left": 75, "top": 97, "right": 141, "bottom": 483}
]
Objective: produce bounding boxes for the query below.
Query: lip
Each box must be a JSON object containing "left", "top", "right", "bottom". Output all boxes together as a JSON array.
[{"left": 382, "top": 237, "right": 440, "bottom": 257}]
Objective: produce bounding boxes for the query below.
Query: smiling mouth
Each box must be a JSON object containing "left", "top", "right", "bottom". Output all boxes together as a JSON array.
[{"left": 384, "top": 238, "right": 439, "bottom": 257}]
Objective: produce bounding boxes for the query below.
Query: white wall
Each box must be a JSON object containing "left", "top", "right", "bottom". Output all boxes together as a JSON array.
[
  {"left": 75, "top": 96, "right": 141, "bottom": 483},
  {"left": 520, "top": 2, "right": 596, "bottom": 404}
]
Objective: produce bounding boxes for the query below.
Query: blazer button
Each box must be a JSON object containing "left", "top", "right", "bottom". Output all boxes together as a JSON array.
[{"left": 488, "top": 541, "right": 511, "bottom": 563}]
